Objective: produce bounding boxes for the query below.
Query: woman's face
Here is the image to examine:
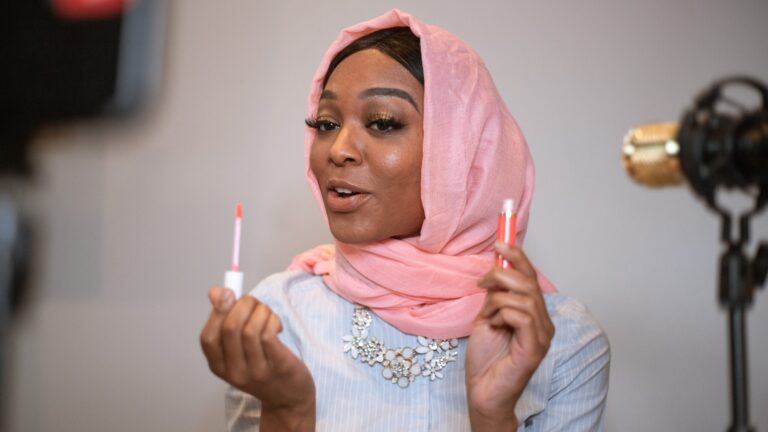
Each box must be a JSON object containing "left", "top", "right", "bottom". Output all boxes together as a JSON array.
[{"left": 309, "top": 48, "right": 425, "bottom": 244}]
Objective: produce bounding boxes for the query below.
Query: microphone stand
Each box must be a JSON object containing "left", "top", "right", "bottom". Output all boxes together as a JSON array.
[
  {"left": 675, "top": 76, "right": 768, "bottom": 431},
  {"left": 715, "top": 191, "right": 766, "bottom": 432}
]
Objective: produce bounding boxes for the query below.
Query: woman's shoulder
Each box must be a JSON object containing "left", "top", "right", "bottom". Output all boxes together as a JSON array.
[
  {"left": 247, "top": 270, "right": 332, "bottom": 308},
  {"left": 544, "top": 293, "right": 608, "bottom": 345},
  {"left": 511, "top": 293, "right": 609, "bottom": 429},
  {"left": 513, "top": 293, "right": 610, "bottom": 428},
  {"left": 541, "top": 293, "right": 610, "bottom": 395},
  {"left": 249, "top": 269, "right": 324, "bottom": 297}
]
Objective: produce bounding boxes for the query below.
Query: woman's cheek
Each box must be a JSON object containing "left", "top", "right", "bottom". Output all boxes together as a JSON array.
[
  {"left": 309, "top": 141, "right": 325, "bottom": 182},
  {"left": 381, "top": 150, "right": 404, "bottom": 173},
  {"left": 379, "top": 146, "right": 419, "bottom": 182}
]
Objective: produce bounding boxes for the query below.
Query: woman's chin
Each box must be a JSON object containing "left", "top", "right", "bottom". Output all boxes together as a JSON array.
[
  {"left": 329, "top": 226, "right": 422, "bottom": 245},
  {"left": 330, "top": 232, "right": 379, "bottom": 245},
  {"left": 328, "top": 222, "right": 388, "bottom": 244}
]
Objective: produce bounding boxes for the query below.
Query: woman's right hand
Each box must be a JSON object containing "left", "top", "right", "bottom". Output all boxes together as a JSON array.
[{"left": 200, "top": 287, "right": 316, "bottom": 431}]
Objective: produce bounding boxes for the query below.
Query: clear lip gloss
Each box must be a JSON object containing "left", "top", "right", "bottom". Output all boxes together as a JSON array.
[
  {"left": 496, "top": 199, "right": 516, "bottom": 269},
  {"left": 224, "top": 203, "right": 243, "bottom": 298}
]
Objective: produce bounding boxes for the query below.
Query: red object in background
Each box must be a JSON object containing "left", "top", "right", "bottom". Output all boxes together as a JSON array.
[{"left": 51, "top": 0, "right": 134, "bottom": 20}]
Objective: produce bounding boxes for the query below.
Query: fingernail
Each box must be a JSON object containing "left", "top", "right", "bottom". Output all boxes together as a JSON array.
[{"left": 220, "top": 290, "right": 235, "bottom": 310}]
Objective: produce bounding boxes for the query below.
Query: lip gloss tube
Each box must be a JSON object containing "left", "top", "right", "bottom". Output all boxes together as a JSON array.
[{"left": 496, "top": 198, "right": 516, "bottom": 269}]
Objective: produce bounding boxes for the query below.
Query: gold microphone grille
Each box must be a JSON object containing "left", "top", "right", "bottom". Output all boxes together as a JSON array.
[{"left": 622, "top": 122, "right": 684, "bottom": 187}]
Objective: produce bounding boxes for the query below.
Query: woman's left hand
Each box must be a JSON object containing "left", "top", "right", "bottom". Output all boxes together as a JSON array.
[{"left": 465, "top": 242, "right": 555, "bottom": 431}]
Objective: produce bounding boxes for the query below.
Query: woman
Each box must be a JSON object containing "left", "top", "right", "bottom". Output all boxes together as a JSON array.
[{"left": 201, "top": 9, "right": 609, "bottom": 432}]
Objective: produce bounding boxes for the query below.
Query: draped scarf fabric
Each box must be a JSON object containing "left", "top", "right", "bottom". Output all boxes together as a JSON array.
[{"left": 297, "top": 9, "right": 556, "bottom": 339}]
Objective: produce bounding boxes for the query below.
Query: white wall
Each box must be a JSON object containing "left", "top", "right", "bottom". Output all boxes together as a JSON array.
[{"left": 4, "top": 0, "right": 768, "bottom": 430}]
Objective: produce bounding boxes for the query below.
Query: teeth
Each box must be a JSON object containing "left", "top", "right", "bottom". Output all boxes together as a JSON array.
[{"left": 335, "top": 187, "right": 353, "bottom": 194}]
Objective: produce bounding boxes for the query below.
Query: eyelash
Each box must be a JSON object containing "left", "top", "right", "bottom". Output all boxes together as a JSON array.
[
  {"left": 366, "top": 113, "right": 405, "bottom": 133},
  {"left": 304, "top": 114, "right": 405, "bottom": 134},
  {"left": 304, "top": 117, "right": 337, "bottom": 132}
]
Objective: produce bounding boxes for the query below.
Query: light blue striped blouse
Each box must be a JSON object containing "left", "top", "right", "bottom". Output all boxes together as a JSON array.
[{"left": 225, "top": 271, "right": 610, "bottom": 431}]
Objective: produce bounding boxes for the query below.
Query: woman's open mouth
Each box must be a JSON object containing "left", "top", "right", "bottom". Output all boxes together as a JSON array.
[{"left": 326, "top": 185, "right": 371, "bottom": 212}]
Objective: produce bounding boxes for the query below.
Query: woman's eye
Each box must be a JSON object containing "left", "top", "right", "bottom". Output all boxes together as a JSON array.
[
  {"left": 317, "top": 120, "right": 339, "bottom": 132},
  {"left": 306, "top": 117, "right": 339, "bottom": 132},
  {"left": 368, "top": 118, "right": 404, "bottom": 133}
]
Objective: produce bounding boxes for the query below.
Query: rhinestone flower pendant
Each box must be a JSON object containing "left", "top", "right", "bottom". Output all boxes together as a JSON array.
[{"left": 342, "top": 305, "right": 459, "bottom": 388}]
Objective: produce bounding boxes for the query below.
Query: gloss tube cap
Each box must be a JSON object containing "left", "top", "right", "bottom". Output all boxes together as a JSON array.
[
  {"left": 224, "top": 270, "right": 243, "bottom": 299},
  {"left": 502, "top": 198, "right": 515, "bottom": 213}
]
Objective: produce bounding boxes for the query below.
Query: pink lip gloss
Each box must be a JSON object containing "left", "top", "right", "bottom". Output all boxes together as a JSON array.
[
  {"left": 224, "top": 203, "right": 244, "bottom": 298},
  {"left": 496, "top": 199, "right": 516, "bottom": 269}
]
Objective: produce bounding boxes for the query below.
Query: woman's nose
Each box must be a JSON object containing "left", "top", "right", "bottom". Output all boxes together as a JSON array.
[{"left": 328, "top": 126, "right": 362, "bottom": 166}]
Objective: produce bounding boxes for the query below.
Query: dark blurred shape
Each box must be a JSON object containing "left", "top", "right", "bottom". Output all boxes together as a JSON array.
[
  {"left": 622, "top": 77, "right": 767, "bottom": 432},
  {"left": 0, "top": 0, "right": 164, "bottom": 174},
  {"left": 0, "top": 4, "right": 165, "bottom": 426}
]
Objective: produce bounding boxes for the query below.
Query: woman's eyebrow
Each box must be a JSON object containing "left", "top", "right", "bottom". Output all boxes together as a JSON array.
[
  {"left": 359, "top": 87, "right": 420, "bottom": 113},
  {"left": 320, "top": 90, "right": 337, "bottom": 100}
]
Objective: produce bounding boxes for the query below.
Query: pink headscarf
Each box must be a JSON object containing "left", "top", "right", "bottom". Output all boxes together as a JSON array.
[{"left": 292, "top": 9, "right": 556, "bottom": 339}]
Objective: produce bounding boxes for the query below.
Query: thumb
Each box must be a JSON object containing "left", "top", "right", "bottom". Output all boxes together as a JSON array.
[{"left": 208, "top": 287, "right": 236, "bottom": 314}]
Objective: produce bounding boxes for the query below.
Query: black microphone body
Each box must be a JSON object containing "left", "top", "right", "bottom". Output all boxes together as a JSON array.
[{"left": 677, "top": 76, "right": 768, "bottom": 208}]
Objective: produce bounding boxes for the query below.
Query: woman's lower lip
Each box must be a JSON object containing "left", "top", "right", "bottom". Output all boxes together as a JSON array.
[{"left": 327, "top": 191, "right": 371, "bottom": 212}]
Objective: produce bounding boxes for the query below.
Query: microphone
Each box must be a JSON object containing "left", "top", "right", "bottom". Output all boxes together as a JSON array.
[{"left": 622, "top": 77, "right": 768, "bottom": 205}]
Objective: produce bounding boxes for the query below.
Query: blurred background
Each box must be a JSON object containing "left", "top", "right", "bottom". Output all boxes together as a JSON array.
[{"left": 1, "top": 0, "right": 767, "bottom": 431}]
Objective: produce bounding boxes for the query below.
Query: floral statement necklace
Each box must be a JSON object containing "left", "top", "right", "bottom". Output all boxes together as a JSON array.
[{"left": 342, "top": 305, "right": 459, "bottom": 388}]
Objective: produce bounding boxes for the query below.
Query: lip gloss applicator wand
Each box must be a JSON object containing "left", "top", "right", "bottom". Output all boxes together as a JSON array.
[{"left": 224, "top": 203, "right": 243, "bottom": 298}]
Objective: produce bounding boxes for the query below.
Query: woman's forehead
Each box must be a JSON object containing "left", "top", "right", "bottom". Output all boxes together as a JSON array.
[
  {"left": 323, "top": 50, "right": 423, "bottom": 103},
  {"left": 319, "top": 51, "right": 424, "bottom": 116}
]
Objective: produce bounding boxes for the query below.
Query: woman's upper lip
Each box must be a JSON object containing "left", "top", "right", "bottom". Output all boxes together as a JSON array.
[{"left": 327, "top": 179, "right": 370, "bottom": 194}]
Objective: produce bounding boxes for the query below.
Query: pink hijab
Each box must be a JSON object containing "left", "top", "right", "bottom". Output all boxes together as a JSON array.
[{"left": 292, "top": 9, "right": 556, "bottom": 339}]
